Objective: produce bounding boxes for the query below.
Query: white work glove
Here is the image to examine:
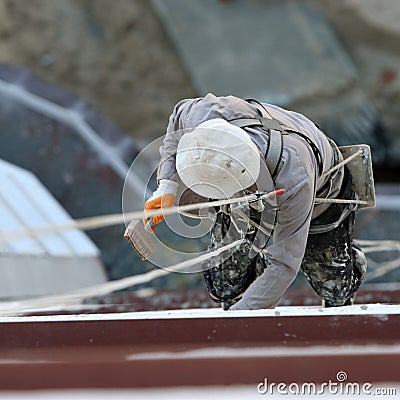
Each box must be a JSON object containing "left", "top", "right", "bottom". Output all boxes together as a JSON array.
[{"left": 144, "top": 180, "right": 179, "bottom": 229}]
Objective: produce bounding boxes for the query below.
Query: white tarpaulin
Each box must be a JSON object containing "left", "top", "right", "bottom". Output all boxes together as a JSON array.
[{"left": 0, "top": 159, "right": 107, "bottom": 298}]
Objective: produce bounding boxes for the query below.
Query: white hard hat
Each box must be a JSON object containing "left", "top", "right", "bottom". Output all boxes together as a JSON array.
[{"left": 176, "top": 118, "right": 260, "bottom": 199}]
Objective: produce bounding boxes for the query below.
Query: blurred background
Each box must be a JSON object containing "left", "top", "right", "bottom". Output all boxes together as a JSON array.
[{"left": 0, "top": 0, "right": 399, "bottom": 309}]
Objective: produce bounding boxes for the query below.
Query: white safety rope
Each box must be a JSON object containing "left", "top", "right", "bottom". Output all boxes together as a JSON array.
[
  {"left": 0, "top": 191, "right": 372, "bottom": 244},
  {"left": 356, "top": 239, "right": 400, "bottom": 253},
  {"left": 365, "top": 257, "right": 400, "bottom": 282},
  {"left": 0, "top": 190, "right": 283, "bottom": 243},
  {"left": 0, "top": 239, "right": 244, "bottom": 316},
  {"left": 2, "top": 234, "right": 398, "bottom": 315},
  {"left": 315, "top": 198, "right": 369, "bottom": 205},
  {"left": 356, "top": 239, "right": 400, "bottom": 282},
  {"left": 1, "top": 224, "right": 399, "bottom": 315},
  {"left": 321, "top": 149, "right": 364, "bottom": 179}
]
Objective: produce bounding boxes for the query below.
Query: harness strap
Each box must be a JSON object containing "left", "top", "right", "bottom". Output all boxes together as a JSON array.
[
  {"left": 265, "top": 128, "right": 284, "bottom": 178},
  {"left": 309, "top": 194, "right": 359, "bottom": 234},
  {"left": 228, "top": 99, "right": 361, "bottom": 236},
  {"left": 229, "top": 99, "right": 323, "bottom": 178},
  {"left": 285, "top": 130, "right": 323, "bottom": 176},
  {"left": 229, "top": 117, "right": 283, "bottom": 132}
]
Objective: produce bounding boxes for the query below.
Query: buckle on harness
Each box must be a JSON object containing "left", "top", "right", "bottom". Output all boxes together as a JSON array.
[{"left": 259, "top": 117, "right": 283, "bottom": 132}]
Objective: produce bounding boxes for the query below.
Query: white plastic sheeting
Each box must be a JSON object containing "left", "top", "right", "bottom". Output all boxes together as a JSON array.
[
  {"left": 0, "top": 159, "right": 99, "bottom": 256},
  {"left": 0, "top": 159, "right": 107, "bottom": 298}
]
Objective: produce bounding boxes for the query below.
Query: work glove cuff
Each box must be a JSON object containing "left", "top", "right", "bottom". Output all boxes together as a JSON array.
[{"left": 147, "top": 179, "right": 178, "bottom": 202}]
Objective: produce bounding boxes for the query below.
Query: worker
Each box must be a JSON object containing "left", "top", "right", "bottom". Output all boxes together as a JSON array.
[{"left": 144, "top": 93, "right": 367, "bottom": 310}]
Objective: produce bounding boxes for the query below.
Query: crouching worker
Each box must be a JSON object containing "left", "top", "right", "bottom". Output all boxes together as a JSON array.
[{"left": 144, "top": 93, "right": 369, "bottom": 310}]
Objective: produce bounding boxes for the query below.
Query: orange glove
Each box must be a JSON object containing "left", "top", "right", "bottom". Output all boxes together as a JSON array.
[
  {"left": 144, "top": 194, "right": 176, "bottom": 228},
  {"left": 143, "top": 180, "right": 178, "bottom": 230}
]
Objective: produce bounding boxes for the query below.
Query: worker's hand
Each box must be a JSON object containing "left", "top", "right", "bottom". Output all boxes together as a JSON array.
[{"left": 143, "top": 180, "right": 178, "bottom": 230}]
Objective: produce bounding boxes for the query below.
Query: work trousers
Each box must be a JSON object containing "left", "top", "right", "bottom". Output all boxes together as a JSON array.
[{"left": 202, "top": 169, "right": 367, "bottom": 308}]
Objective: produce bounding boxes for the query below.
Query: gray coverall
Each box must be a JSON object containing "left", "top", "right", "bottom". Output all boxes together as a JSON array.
[{"left": 158, "top": 93, "right": 366, "bottom": 309}]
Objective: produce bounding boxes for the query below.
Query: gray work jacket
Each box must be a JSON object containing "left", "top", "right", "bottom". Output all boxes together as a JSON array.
[{"left": 158, "top": 93, "right": 344, "bottom": 310}]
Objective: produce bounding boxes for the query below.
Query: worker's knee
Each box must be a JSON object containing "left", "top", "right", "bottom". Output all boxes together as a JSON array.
[{"left": 203, "top": 266, "right": 248, "bottom": 303}]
